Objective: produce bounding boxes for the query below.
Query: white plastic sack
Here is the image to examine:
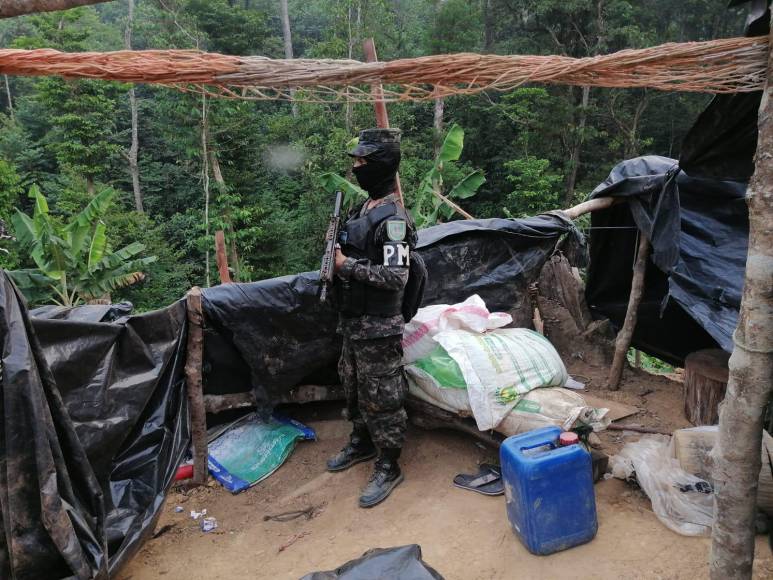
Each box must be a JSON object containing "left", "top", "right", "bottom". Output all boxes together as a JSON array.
[
  {"left": 402, "top": 295, "right": 511, "bottom": 364},
  {"left": 434, "top": 328, "right": 568, "bottom": 430},
  {"left": 609, "top": 435, "right": 714, "bottom": 536},
  {"left": 406, "top": 365, "right": 609, "bottom": 437}
]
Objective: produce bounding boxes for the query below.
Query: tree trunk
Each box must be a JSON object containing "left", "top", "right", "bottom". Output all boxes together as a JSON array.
[
  {"left": 3, "top": 75, "right": 13, "bottom": 121},
  {"left": 344, "top": 2, "right": 361, "bottom": 134},
  {"left": 208, "top": 147, "right": 241, "bottom": 280},
  {"left": 564, "top": 85, "right": 590, "bottom": 205},
  {"left": 433, "top": 97, "right": 444, "bottom": 158},
  {"left": 482, "top": 0, "right": 494, "bottom": 53},
  {"left": 86, "top": 175, "right": 95, "bottom": 196},
  {"left": 201, "top": 95, "right": 211, "bottom": 288},
  {"left": 710, "top": 14, "right": 773, "bottom": 578},
  {"left": 0, "top": 0, "right": 112, "bottom": 18},
  {"left": 683, "top": 349, "right": 730, "bottom": 426},
  {"left": 125, "top": 0, "right": 142, "bottom": 213},
  {"left": 279, "top": 0, "right": 297, "bottom": 117}
]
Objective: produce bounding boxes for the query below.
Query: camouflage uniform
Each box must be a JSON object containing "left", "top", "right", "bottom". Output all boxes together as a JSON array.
[{"left": 336, "top": 192, "right": 411, "bottom": 449}]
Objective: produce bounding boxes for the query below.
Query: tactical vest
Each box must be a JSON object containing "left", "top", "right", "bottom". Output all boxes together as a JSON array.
[{"left": 336, "top": 201, "right": 415, "bottom": 318}]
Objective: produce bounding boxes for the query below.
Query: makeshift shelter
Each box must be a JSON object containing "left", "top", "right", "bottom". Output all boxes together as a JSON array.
[{"left": 0, "top": 2, "right": 771, "bottom": 578}]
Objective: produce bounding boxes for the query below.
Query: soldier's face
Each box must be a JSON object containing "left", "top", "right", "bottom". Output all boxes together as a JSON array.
[{"left": 353, "top": 157, "right": 368, "bottom": 167}]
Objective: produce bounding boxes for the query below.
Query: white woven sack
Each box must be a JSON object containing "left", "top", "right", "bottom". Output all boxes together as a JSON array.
[
  {"left": 402, "top": 294, "right": 511, "bottom": 364},
  {"left": 434, "top": 328, "right": 568, "bottom": 430}
]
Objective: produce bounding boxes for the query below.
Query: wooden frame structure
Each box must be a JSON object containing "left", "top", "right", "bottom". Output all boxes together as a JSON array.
[{"left": 174, "top": 32, "right": 772, "bottom": 580}]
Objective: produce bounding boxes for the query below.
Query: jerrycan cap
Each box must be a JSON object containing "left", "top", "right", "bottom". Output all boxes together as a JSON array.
[{"left": 558, "top": 431, "right": 579, "bottom": 446}]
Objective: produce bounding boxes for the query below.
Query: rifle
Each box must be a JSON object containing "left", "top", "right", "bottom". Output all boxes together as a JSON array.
[{"left": 319, "top": 190, "right": 344, "bottom": 302}]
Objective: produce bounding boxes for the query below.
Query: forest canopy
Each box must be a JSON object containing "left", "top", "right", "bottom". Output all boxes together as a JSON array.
[{"left": 0, "top": 0, "right": 745, "bottom": 310}]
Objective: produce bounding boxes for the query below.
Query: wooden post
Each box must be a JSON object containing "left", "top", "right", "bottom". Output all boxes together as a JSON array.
[
  {"left": 184, "top": 287, "right": 208, "bottom": 485},
  {"left": 214, "top": 230, "right": 232, "bottom": 284},
  {"left": 683, "top": 349, "right": 730, "bottom": 425},
  {"left": 607, "top": 231, "right": 650, "bottom": 390},
  {"left": 710, "top": 11, "right": 773, "bottom": 577},
  {"left": 362, "top": 37, "right": 404, "bottom": 207}
]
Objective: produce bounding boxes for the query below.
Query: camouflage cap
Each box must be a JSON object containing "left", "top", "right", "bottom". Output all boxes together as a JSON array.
[{"left": 347, "top": 128, "right": 402, "bottom": 157}]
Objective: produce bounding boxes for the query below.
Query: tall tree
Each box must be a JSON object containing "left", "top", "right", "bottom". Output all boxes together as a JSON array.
[
  {"left": 279, "top": 0, "right": 297, "bottom": 116},
  {"left": 124, "top": 0, "right": 142, "bottom": 212},
  {"left": 710, "top": 12, "right": 773, "bottom": 577}
]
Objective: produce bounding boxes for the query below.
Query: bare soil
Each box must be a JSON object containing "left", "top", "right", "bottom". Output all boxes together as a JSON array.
[{"left": 119, "top": 364, "right": 773, "bottom": 580}]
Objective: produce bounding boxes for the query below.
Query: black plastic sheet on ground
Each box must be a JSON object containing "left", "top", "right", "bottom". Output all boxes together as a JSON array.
[
  {"left": 585, "top": 155, "right": 749, "bottom": 364},
  {"left": 202, "top": 213, "right": 581, "bottom": 408},
  {"left": 0, "top": 271, "right": 190, "bottom": 579},
  {"left": 300, "top": 544, "right": 444, "bottom": 580}
]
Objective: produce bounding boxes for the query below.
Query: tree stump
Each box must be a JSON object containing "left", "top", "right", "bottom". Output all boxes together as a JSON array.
[{"left": 683, "top": 349, "right": 730, "bottom": 426}]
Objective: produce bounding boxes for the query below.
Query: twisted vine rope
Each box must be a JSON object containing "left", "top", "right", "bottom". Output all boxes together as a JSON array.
[{"left": 0, "top": 35, "right": 768, "bottom": 102}]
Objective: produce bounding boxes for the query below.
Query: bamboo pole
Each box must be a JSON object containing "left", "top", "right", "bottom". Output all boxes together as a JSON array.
[
  {"left": 184, "top": 287, "right": 208, "bottom": 485},
  {"left": 710, "top": 12, "right": 773, "bottom": 577},
  {"left": 362, "top": 38, "right": 404, "bottom": 207},
  {"left": 607, "top": 231, "right": 650, "bottom": 389}
]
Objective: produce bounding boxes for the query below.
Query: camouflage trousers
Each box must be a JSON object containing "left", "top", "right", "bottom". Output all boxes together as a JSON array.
[{"left": 338, "top": 335, "right": 408, "bottom": 449}]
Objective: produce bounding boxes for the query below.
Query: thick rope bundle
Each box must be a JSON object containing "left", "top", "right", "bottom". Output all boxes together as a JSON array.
[{"left": 0, "top": 35, "right": 768, "bottom": 101}]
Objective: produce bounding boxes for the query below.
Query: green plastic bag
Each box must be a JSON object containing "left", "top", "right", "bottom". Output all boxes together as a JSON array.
[
  {"left": 208, "top": 414, "right": 316, "bottom": 493},
  {"left": 413, "top": 345, "right": 467, "bottom": 389}
]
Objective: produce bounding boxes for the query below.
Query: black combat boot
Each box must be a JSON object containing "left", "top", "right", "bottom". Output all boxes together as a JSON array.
[
  {"left": 326, "top": 429, "right": 377, "bottom": 472},
  {"left": 358, "top": 448, "right": 404, "bottom": 508}
]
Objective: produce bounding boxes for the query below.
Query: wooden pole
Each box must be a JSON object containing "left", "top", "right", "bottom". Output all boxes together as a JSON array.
[
  {"left": 362, "top": 38, "right": 404, "bottom": 207},
  {"left": 214, "top": 230, "right": 232, "bottom": 284},
  {"left": 184, "top": 287, "right": 208, "bottom": 485},
  {"left": 607, "top": 230, "right": 650, "bottom": 390},
  {"left": 710, "top": 12, "right": 773, "bottom": 577},
  {"left": 562, "top": 196, "right": 618, "bottom": 220}
]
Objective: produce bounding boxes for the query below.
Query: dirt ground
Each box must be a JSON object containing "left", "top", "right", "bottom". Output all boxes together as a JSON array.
[{"left": 119, "top": 364, "right": 773, "bottom": 580}]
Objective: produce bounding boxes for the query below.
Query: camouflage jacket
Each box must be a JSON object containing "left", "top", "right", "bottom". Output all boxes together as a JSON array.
[{"left": 336, "top": 193, "right": 410, "bottom": 340}]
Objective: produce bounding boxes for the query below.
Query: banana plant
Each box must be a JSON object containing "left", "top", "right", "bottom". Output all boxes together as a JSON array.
[
  {"left": 318, "top": 125, "right": 484, "bottom": 228},
  {"left": 411, "top": 124, "right": 485, "bottom": 228},
  {"left": 8, "top": 185, "right": 156, "bottom": 306}
]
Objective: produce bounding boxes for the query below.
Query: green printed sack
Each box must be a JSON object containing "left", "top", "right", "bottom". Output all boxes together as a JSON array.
[{"left": 413, "top": 345, "right": 467, "bottom": 389}]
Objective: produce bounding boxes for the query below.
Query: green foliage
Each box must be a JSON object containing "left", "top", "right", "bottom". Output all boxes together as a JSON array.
[
  {"left": 504, "top": 157, "right": 564, "bottom": 216},
  {"left": 0, "top": 0, "right": 746, "bottom": 312},
  {"left": 627, "top": 348, "right": 675, "bottom": 374},
  {"left": 410, "top": 124, "right": 485, "bottom": 228},
  {"left": 9, "top": 185, "right": 156, "bottom": 306},
  {"left": 0, "top": 159, "right": 22, "bottom": 268},
  {"left": 36, "top": 78, "right": 124, "bottom": 189}
]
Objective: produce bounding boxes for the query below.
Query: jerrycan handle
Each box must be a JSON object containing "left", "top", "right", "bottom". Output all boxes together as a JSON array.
[{"left": 519, "top": 440, "right": 557, "bottom": 457}]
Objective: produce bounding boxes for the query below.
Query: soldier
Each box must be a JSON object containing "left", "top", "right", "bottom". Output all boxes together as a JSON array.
[{"left": 327, "top": 128, "right": 417, "bottom": 508}]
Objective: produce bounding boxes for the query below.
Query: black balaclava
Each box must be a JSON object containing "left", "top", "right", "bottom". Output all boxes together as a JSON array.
[{"left": 348, "top": 128, "right": 402, "bottom": 200}]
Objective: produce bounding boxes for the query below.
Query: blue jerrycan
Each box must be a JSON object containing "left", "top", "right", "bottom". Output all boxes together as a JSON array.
[{"left": 500, "top": 426, "right": 598, "bottom": 555}]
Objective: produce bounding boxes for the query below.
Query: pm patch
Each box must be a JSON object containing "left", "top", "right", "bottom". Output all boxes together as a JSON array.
[
  {"left": 383, "top": 242, "right": 410, "bottom": 267},
  {"left": 386, "top": 219, "right": 407, "bottom": 242}
]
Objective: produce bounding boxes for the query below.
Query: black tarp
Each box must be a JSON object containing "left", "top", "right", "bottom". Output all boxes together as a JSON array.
[
  {"left": 202, "top": 213, "right": 582, "bottom": 407},
  {"left": 300, "top": 545, "right": 444, "bottom": 580},
  {"left": 585, "top": 1, "right": 767, "bottom": 365},
  {"left": 0, "top": 272, "right": 190, "bottom": 579},
  {"left": 585, "top": 156, "right": 749, "bottom": 364}
]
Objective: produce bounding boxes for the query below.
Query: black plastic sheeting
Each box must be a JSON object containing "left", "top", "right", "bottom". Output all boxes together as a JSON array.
[
  {"left": 202, "top": 213, "right": 582, "bottom": 407},
  {"left": 585, "top": 155, "right": 749, "bottom": 364},
  {"left": 0, "top": 271, "right": 190, "bottom": 579},
  {"left": 679, "top": 1, "right": 769, "bottom": 181},
  {"left": 300, "top": 545, "right": 444, "bottom": 580}
]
